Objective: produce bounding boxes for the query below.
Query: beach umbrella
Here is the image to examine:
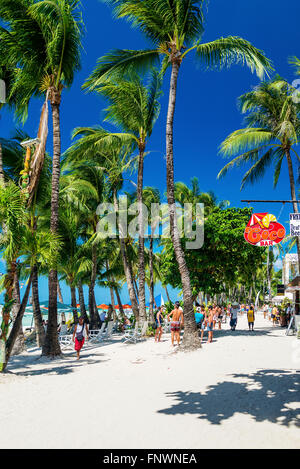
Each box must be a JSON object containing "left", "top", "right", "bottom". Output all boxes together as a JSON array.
[
  {"left": 123, "top": 304, "right": 132, "bottom": 309},
  {"left": 98, "top": 304, "right": 109, "bottom": 309}
]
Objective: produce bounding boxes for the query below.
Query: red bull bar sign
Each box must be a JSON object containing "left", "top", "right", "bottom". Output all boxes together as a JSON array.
[{"left": 244, "top": 213, "right": 286, "bottom": 247}]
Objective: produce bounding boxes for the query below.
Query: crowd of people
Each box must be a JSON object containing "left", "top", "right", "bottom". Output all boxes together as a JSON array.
[
  {"left": 46, "top": 299, "right": 294, "bottom": 358},
  {"left": 154, "top": 301, "right": 258, "bottom": 347}
]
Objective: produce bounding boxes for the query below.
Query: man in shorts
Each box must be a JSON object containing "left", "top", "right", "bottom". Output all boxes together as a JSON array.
[{"left": 167, "top": 301, "right": 184, "bottom": 346}]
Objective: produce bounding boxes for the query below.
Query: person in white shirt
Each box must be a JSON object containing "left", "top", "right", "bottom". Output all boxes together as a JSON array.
[
  {"left": 230, "top": 302, "right": 240, "bottom": 331},
  {"left": 73, "top": 317, "right": 89, "bottom": 360}
]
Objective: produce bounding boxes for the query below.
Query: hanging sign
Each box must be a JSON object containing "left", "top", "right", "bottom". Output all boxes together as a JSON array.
[
  {"left": 290, "top": 213, "right": 300, "bottom": 237},
  {"left": 244, "top": 213, "right": 286, "bottom": 247}
]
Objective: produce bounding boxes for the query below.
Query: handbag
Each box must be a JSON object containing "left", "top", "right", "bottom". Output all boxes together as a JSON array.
[{"left": 76, "top": 324, "right": 85, "bottom": 342}]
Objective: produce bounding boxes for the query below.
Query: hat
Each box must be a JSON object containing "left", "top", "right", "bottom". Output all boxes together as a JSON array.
[{"left": 232, "top": 302, "right": 239, "bottom": 307}]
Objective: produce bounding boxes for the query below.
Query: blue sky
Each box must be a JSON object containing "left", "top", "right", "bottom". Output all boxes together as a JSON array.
[{"left": 1, "top": 0, "right": 299, "bottom": 304}]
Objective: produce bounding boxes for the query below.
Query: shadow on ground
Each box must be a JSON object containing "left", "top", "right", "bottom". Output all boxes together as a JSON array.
[
  {"left": 158, "top": 369, "right": 300, "bottom": 427},
  {"left": 5, "top": 349, "right": 110, "bottom": 377},
  {"left": 207, "top": 326, "right": 282, "bottom": 339}
]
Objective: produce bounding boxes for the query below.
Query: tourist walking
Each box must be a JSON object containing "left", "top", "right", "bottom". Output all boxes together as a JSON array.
[
  {"left": 217, "top": 306, "right": 223, "bottom": 330},
  {"left": 154, "top": 306, "right": 164, "bottom": 343},
  {"left": 230, "top": 302, "right": 240, "bottom": 331},
  {"left": 206, "top": 306, "right": 214, "bottom": 343},
  {"left": 195, "top": 306, "right": 205, "bottom": 333},
  {"left": 73, "top": 316, "right": 89, "bottom": 360},
  {"left": 247, "top": 304, "right": 255, "bottom": 331},
  {"left": 271, "top": 305, "right": 278, "bottom": 326}
]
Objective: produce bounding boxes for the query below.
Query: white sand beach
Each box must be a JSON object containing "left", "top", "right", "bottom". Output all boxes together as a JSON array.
[{"left": 0, "top": 312, "right": 299, "bottom": 449}]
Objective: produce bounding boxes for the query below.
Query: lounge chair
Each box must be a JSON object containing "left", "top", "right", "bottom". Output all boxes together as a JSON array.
[
  {"left": 123, "top": 321, "right": 148, "bottom": 344},
  {"left": 59, "top": 334, "right": 73, "bottom": 350},
  {"left": 89, "top": 323, "right": 106, "bottom": 343},
  {"left": 102, "top": 321, "right": 115, "bottom": 340}
]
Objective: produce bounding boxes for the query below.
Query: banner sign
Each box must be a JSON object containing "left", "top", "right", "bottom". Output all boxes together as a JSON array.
[
  {"left": 290, "top": 213, "right": 300, "bottom": 237},
  {"left": 244, "top": 213, "right": 286, "bottom": 247}
]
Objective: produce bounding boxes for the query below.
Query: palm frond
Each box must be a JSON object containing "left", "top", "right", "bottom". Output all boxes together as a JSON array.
[{"left": 196, "top": 36, "right": 272, "bottom": 79}]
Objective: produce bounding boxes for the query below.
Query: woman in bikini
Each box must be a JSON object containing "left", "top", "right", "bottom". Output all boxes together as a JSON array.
[{"left": 154, "top": 307, "right": 164, "bottom": 343}]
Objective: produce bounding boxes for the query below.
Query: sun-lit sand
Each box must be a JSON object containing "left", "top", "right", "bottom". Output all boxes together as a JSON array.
[{"left": 0, "top": 312, "right": 299, "bottom": 449}]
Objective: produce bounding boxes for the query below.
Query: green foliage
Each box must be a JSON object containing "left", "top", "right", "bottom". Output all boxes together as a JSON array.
[
  {"left": 84, "top": 0, "right": 272, "bottom": 88},
  {"left": 160, "top": 207, "right": 266, "bottom": 296},
  {"left": 219, "top": 77, "right": 300, "bottom": 189},
  {"left": 0, "top": 0, "right": 84, "bottom": 120}
]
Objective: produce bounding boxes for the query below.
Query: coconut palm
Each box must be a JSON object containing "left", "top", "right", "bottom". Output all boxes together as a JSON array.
[
  {"left": 218, "top": 78, "right": 300, "bottom": 272},
  {"left": 174, "top": 177, "right": 230, "bottom": 217},
  {"left": 84, "top": 0, "right": 272, "bottom": 349},
  {"left": 65, "top": 131, "right": 141, "bottom": 320},
  {"left": 0, "top": 0, "right": 84, "bottom": 356},
  {"left": 142, "top": 186, "right": 161, "bottom": 321},
  {"left": 95, "top": 72, "right": 162, "bottom": 324}
]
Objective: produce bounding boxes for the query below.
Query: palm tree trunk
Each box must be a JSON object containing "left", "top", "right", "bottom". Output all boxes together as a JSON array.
[
  {"left": 57, "top": 281, "right": 64, "bottom": 304},
  {"left": 113, "top": 190, "right": 139, "bottom": 318},
  {"left": 109, "top": 288, "right": 117, "bottom": 321},
  {"left": 164, "top": 285, "right": 171, "bottom": 303},
  {"left": 115, "top": 287, "right": 125, "bottom": 320},
  {"left": 149, "top": 235, "right": 155, "bottom": 323},
  {"left": 32, "top": 264, "right": 45, "bottom": 347},
  {"left": 42, "top": 92, "right": 62, "bottom": 357},
  {"left": 70, "top": 285, "right": 78, "bottom": 324},
  {"left": 0, "top": 143, "right": 4, "bottom": 183},
  {"left": 137, "top": 148, "right": 146, "bottom": 325},
  {"left": 11, "top": 266, "right": 25, "bottom": 356},
  {"left": 166, "top": 60, "right": 200, "bottom": 350},
  {"left": 3, "top": 270, "right": 33, "bottom": 372},
  {"left": 78, "top": 281, "right": 89, "bottom": 323},
  {"left": 285, "top": 148, "right": 300, "bottom": 273},
  {"left": 89, "top": 244, "right": 100, "bottom": 329}
]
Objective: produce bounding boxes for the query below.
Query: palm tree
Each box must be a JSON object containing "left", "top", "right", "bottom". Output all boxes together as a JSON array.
[
  {"left": 218, "top": 78, "right": 300, "bottom": 272},
  {"left": 142, "top": 186, "right": 161, "bottom": 321},
  {"left": 84, "top": 0, "right": 272, "bottom": 349},
  {"left": 82, "top": 72, "right": 161, "bottom": 324},
  {"left": 174, "top": 177, "right": 230, "bottom": 217},
  {"left": 65, "top": 132, "right": 141, "bottom": 320},
  {"left": 0, "top": 0, "right": 84, "bottom": 357}
]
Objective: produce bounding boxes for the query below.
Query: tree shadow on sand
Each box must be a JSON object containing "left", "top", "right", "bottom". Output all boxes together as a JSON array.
[
  {"left": 5, "top": 350, "right": 110, "bottom": 377},
  {"left": 209, "top": 326, "right": 280, "bottom": 339},
  {"left": 158, "top": 369, "right": 300, "bottom": 427}
]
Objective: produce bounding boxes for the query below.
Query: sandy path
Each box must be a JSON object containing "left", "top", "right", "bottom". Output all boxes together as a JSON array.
[{"left": 0, "top": 313, "right": 299, "bottom": 449}]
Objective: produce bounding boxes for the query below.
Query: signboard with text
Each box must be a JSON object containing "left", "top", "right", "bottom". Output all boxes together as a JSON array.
[
  {"left": 290, "top": 213, "right": 300, "bottom": 237},
  {"left": 244, "top": 213, "right": 286, "bottom": 247}
]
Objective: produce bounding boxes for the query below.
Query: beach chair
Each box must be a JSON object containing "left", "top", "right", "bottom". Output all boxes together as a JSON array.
[
  {"left": 123, "top": 323, "right": 138, "bottom": 344},
  {"left": 123, "top": 321, "right": 148, "bottom": 344},
  {"left": 58, "top": 324, "right": 73, "bottom": 350},
  {"left": 89, "top": 323, "right": 106, "bottom": 343},
  {"left": 102, "top": 321, "right": 114, "bottom": 340},
  {"left": 59, "top": 334, "right": 73, "bottom": 350}
]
